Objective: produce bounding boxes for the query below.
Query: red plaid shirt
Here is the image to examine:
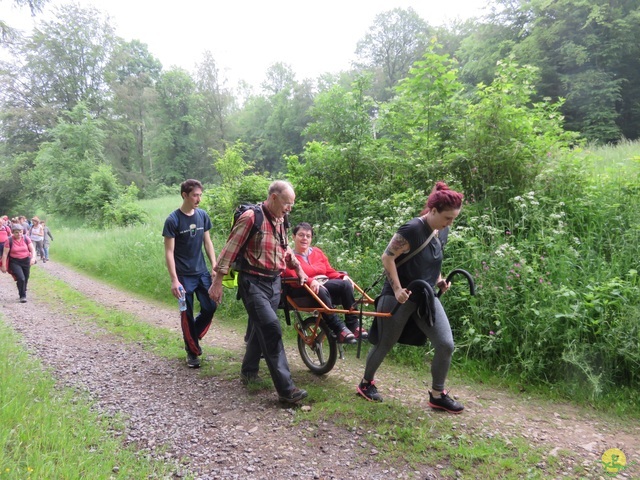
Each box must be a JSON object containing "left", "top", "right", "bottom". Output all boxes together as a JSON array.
[{"left": 215, "top": 204, "right": 300, "bottom": 277}]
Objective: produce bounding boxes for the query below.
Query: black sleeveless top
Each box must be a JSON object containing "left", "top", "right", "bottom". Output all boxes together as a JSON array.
[{"left": 380, "top": 217, "right": 449, "bottom": 296}]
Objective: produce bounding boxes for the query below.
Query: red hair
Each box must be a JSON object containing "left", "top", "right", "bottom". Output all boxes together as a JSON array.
[{"left": 421, "top": 181, "right": 463, "bottom": 214}]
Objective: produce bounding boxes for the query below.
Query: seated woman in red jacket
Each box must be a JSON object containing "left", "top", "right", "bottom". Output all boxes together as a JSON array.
[{"left": 284, "top": 222, "right": 368, "bottom": 344}]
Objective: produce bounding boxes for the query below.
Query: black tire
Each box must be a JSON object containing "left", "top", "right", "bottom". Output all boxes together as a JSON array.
[{"left": 297, "top": 316, "right": 337, "bottom": 375}]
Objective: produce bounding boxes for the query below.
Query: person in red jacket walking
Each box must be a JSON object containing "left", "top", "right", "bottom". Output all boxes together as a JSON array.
[{"left": 284, "top": 222, "right": 368, "bottom": 344}]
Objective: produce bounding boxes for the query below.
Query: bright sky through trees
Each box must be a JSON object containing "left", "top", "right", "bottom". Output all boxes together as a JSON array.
[{"left": 3, "top": 0, "right": 486, "bottom": 87}]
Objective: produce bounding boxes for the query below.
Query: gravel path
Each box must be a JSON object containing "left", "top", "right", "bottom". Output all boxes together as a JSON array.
[{"left": 1, "top": 260, "right": 639, "bottom": 479}]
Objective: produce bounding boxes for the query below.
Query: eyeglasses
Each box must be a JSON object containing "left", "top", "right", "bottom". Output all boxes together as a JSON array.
[
  {"left": 296, "top": 233, "right": 312, "bottom": 239},
  {"left": 277, "top": 194, "right": 294, "bottom": 208}
]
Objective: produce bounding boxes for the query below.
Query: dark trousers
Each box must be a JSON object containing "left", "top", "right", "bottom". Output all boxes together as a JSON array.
[
  {"left": 179, "top": 272, "right": 217, "bottom": 354},
  {"left": 287, "top": 279, "right": 359, "bottom": 333},
  {"left": 33, "top": 239, "right": 44, "bottom": 259},
  {"left": 324, "top": 279, "right": 360, "bottom": 331},
  {"left": 239, "top": 272, "right": 295, "bottom": 396},
  {"left": 9, "top": 256, "right": 31, "bottom": 298}
]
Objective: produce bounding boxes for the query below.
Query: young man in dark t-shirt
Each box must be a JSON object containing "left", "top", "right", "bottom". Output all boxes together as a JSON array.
[{"left": 163, "top": 179, "right": 217, "bottom": 368}]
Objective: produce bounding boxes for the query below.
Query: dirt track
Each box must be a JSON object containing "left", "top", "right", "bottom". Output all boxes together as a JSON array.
[{"left": 1, "top": 260, "right": 639, "bottom": 479}]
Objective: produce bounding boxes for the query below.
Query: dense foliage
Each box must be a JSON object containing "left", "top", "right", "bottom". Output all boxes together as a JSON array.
[{"left": 3, "top": 1, "right": 640, "bottom": 215}]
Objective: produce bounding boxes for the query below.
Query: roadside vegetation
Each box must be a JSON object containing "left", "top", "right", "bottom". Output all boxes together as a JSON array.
[{"left": 0, "top": 316, "right": 176, "bottom": 479}]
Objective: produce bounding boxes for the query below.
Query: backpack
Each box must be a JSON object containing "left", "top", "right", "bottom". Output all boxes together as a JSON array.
[{"left": 221, "top": 204, "right": 264, "bottom": 289}]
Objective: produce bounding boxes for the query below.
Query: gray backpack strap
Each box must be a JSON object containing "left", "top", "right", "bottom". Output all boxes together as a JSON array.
[{"left": 396, "top": 229, "right": 438, "bottom": 268}]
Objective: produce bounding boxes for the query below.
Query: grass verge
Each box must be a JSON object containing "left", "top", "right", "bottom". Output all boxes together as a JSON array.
[{"left": 0, "top": 320, "right": 177, "bottom": 479}]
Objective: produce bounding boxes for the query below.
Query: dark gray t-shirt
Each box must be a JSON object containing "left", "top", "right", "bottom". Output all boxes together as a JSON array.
[
  {"left": 381, "top": 217, "right": 449, "bottom": 296},
  {"left": 162, "top": 208, "right": 212, "bottom": 277}
]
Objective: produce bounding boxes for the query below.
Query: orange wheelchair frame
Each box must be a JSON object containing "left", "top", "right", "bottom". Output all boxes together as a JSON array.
[
  {"left": 280, "top": 269, "right": 475, "bottom": 375},
  {"left": 281, "top": 277, "right": 391, "bottom": 375}
]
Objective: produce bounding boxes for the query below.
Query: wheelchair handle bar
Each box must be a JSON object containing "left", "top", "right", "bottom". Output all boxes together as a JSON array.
[
  {"left": 390, "top": 269, "right": 475, "bottom": 315},
  {"left": 437, "top": 269, "right": 475, "bottom": 298}
]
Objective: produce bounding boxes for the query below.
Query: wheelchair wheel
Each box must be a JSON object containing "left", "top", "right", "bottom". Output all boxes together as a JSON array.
[{"left": 297, "top": 316, "right": 337, "bottom": 375}]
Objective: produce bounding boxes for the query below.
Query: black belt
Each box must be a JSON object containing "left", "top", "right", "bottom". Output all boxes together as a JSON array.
[{"left": 241, "top": 270, "right": 281, "bottom": 281}]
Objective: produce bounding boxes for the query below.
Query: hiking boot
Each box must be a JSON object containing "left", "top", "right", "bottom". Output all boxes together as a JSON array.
[
  {"left": 19, "top": 296, "right": 27, "bottom": 303},
  {"left": 186, "top": 351, "right": 201, "bottom": 368},
  {"left": 357, "top": 380, "right": 383, "bottom": 402},
  {"left": 337, "top": 328, "right": 357, "bottom": 344},
  {"left": 428, "top": 390, "right": 464, "bottom": 414},
  {"left": 353, "top": 326, "right": 369, "bottom": 340},
  {"left": 240, "top": 372, "right": 263, "bottom": 385},
  {"left": 278, "top": 387, "right": 308, "bottom": 404}
]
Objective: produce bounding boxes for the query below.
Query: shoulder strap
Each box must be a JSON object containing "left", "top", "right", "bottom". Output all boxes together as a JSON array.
[
  {"left": 396, "top": 229, "right": 438, "bottom": 268},
  {"left": 252, "top": 205, "right": 264, "bottom": 236},
  {"left": 261, "top": 204, "right": 288, "bottom": 250}
]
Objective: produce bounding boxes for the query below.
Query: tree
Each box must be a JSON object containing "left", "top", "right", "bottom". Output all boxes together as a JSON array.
[
  {"left": 1, "top": 0, "right": 47, "bottom": 44},
  {"left": 355, "top": 7, "right": 431, "bottom": 100},
  {"left": 234, "top": 63, "right": 313, "bottom": 173},
  {"left": 461, "top": 0, "right": 640, "bottom": 143},
  {"left": 194, "top": 51, "right": 236, "bottom": 159},
  {"left": 261, "top": 62, "right": 295, "bottom": 95},
  {"left": 289, "top": 75, "right": 381, "bottom": 206},
  {"left": 0, "top": 3, "right": 116, "bottom": 154},
  {"left": 22, "top": 3, "right": 115, "bottom": 114},
  {"left": 511, "top": 0, "right": 634, "bottom": 142},
  {"left": 450, "top": 59, "right": 580, "bottom": 206},
  {"left": 150, "top": 68, "right": 203, "bottom": 185},
  {"left": 105, "top": 39, "right": 162, "bottom": 182},
  {"left": 382, "top": 47, "right": 463, "bottom": 167},
  {"left": 26, "top": 102, "right": 107, "bottom": 217}
]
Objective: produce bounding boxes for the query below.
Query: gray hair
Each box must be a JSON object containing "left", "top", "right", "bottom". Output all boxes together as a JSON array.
[{"left": 268, "top": 180, "right": 294, "bottom": 196}]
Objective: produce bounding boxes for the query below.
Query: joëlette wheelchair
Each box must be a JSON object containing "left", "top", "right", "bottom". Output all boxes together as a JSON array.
[
  {"left": 280, "top": 276, "right": 386, "bottom": 375},
  {"left": 280, "top": 269, "right": 475, "bottom": 375}
]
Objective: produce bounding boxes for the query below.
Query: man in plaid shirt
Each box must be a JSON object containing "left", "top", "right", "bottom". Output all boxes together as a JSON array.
[{"left": 210, "top": 180, "right": 309, "bottom": 404}]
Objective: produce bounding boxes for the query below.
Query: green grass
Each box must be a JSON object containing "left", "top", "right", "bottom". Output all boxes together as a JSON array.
[
  {"left": 0, "top": 319, "right": 176, "bottom": 479},
  {"left": 46, "top": 195, "right": 247, "bottom": 322},
  {"left": 585, "top": 139, "right": 640, "bottom": 175}
]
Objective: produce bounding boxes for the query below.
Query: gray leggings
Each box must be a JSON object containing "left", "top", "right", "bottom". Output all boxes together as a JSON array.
[{"left": 364, "top": 295, "right": 454, "bottom": 391}]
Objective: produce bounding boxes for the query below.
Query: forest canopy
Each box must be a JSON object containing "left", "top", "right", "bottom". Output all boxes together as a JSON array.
[{"left": 1, "top": 0, "right": 639, "bottom": 216}]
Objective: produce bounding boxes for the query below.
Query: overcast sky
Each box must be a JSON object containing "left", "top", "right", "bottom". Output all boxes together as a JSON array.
[{"left": 4, "top": 0, "right": 486, "bottom": 88}]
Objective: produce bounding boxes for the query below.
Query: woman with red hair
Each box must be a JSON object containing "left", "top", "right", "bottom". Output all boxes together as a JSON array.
[{"left": 357, "top": 182, "right": 465, "bottom": 413}]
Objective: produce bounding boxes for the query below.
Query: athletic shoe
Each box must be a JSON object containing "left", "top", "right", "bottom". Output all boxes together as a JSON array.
[
  {"left": 337, "top": 328, "right": 357, "bottom": 344},
  {"left": 278, "top": 387, "right": 308, "bottom": 404},
  {"left": 357, "top": 380, "right": 383, "bottom": 402},
  {"left": 428, "top": 390, "right": 464, "bottom": 414},
  {"left": 19, "top": 297, "right": 27, "bottom": 303},
  {"left": 186, "top": 351, "right": 201, "bottom": 368},
  {"left": 353, "top": 326, "right": 369, "bottom": 340}
]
